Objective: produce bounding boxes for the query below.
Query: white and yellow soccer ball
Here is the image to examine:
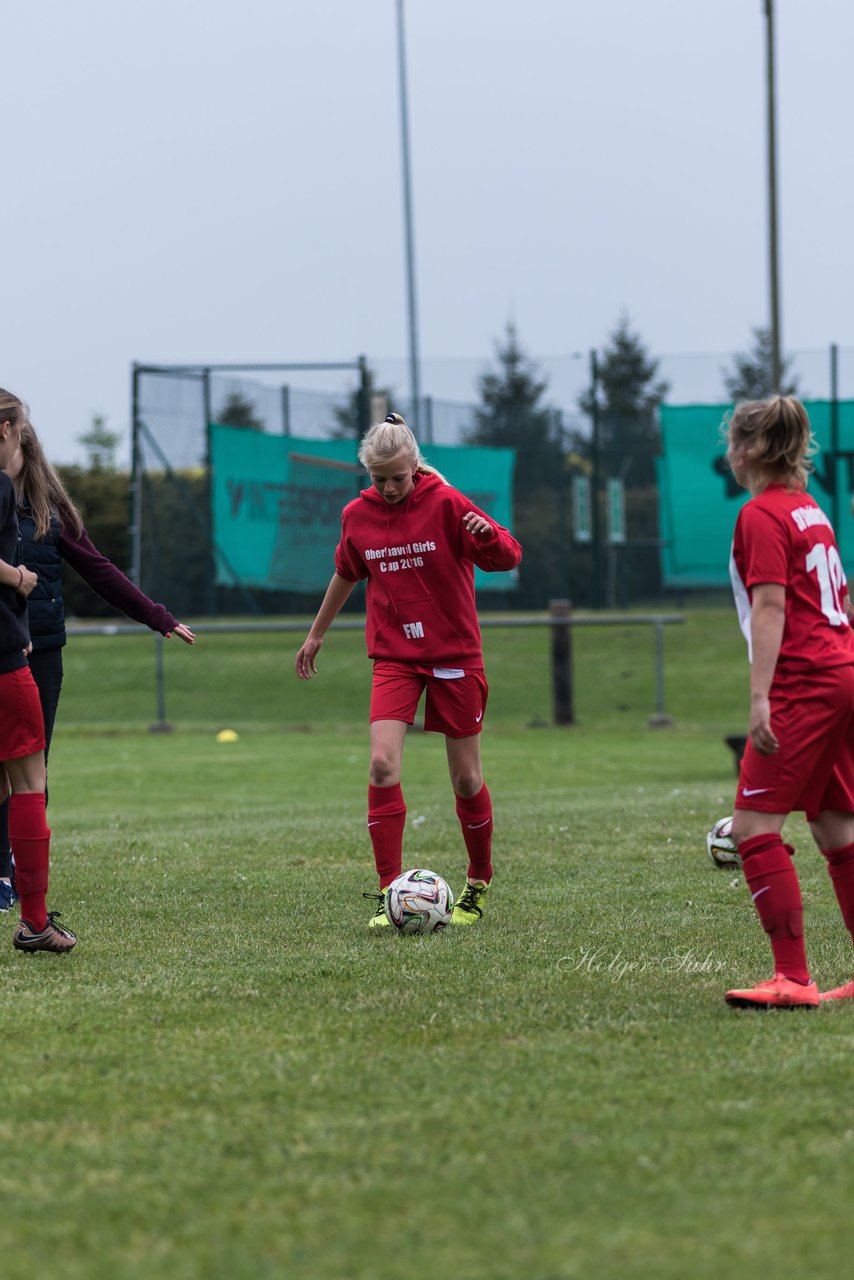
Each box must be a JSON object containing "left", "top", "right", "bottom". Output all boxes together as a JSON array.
[
  {"left": 706, "top": 816, "right": 741, "bottom": 870},
  {"left": 385, "top": 869, "right": 454, "bottom": 934}
]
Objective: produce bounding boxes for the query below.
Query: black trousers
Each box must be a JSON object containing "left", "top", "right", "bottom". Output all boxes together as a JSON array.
[{"left": 0, "top": 646, "right": 64, "bottom": 875}]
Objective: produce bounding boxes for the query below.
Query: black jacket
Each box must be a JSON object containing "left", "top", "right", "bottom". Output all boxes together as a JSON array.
[{"left": 16, "top": 508, "right": 65, "bottom": 650}]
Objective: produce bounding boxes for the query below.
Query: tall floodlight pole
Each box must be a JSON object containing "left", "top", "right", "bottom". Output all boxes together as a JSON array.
[
  {"left": 764, "top": 0, "right": 782, "bottom": 391},
  {"left": 395, "top": 0, "right": 422, "bottom": 438}
]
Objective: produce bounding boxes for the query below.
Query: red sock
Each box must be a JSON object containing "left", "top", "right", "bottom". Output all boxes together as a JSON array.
[
  {"left": 739, "top": 833, "right": 809, "bottom": 983},
  {"left": 9, "top": 792, "right": 50, "bottom": 933},
  {"left": 455, "top": 783, "right": 493, "bottom": 884},
  {"left": 822, "top": 841, "right": 854, "bottom": 942},
  {"left": 368, "top": 784, "right": 406, "bottom": 888}
]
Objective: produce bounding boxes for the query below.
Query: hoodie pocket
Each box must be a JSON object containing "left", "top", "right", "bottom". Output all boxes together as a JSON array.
[{"left": 376, "top": 592, "right": 466, "bottom": 658}]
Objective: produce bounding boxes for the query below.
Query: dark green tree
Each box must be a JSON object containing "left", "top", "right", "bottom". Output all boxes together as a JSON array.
[
  {"left": 722, "top": 326, "right": 801, "bottom": 401},
  {"left": 579, "top": 315, "right": 670, "bottom": 489},
  {"left": 466, "top": 324, "right": 563, "bottom": 482},
  {"left": 578, "top": 317, "right": 670, "bottom": 604},
  {"left": 214, "top": 391, "right": 265, "bottom": 431},
  {"left": 78, "top": 413, "right": 121, "bottom": 470},
  {"left": 464, "top": 325, "right": 569, "bottom": 606}
]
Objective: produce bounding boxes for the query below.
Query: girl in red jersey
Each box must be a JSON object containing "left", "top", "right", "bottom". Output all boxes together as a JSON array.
[
  {"left": 0, "top": 402, "right": 76, "bottom": 953},
  {"left": 295, "top": 414, "right": 522, "bottom": 927},
  {"left": 724, "top": 396, "right": 854, "bottom": 1008}
]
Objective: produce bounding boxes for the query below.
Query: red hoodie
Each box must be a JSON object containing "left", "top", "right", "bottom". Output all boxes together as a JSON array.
[{"left": 334, "top": 472, "right": 522, "bottom": 665}]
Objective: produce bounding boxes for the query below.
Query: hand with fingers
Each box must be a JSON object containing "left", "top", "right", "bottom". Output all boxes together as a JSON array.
[
  {"left": 296, "top": 635, "right": 322, "bottom": 679},
  {"left": 462, "top": 511, "right": 493, "bottom": 539}
]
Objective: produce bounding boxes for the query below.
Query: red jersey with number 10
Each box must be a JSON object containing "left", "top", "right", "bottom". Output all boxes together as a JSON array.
[{"left": 730, "top": 483, "right": 854, "bottom": 676}]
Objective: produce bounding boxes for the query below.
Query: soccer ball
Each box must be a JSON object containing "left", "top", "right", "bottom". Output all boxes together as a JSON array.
[
  {"left": 706, "top": 816, "right": 741, "bottom": 870},
  {"left": 384, "top": 869, "right": 454, "bottom": 934}
]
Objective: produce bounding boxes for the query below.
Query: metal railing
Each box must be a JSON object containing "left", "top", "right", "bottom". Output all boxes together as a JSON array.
[{"left": 67, "top": 607, "right": 684, "bottom": 731}]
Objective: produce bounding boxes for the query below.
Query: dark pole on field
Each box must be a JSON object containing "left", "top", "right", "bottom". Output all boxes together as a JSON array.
[
  {"left": 281, "top": 384, "right": 291, "bottom": 435},
  {"left": 130, "top": 363, "right": 143, "bottom": 587},
  {"left": 356, "top": 355, "right": 371, "bottom": 493},
  {"left": 150, "top": 634, "right": 173, "bottom": 734},
  {"left": 764, "top": 0, "right": 783, "bottom": 391},
  {"left": 590, "top": 350, "right": 603, "bottom": 608},
  {"left": 423, "top": 395, "right": 434, "bottom": 445},
  {"left": 549, "top": 599, "right": 574, "bottom": 726},
  {"left": 202, "top": 367, "right": 216, "bottom": 616},
  {"left": 556, "top": 410, "right": 570, "bottom": 598},
  {"left": 830, "top": 342, "right": 840, "bottom": 532},
  {"left": 395, "top": 0, "right": 423, "bottom": 439}
]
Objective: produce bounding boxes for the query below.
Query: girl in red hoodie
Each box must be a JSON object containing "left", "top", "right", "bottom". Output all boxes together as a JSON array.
[{"left": 296, "top": 414, "right": 522, "bottom": 927}]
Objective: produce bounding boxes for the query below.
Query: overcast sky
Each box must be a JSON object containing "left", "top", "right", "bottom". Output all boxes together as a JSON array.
[{"left": 4, "top": 0, "right": 854, "bottom": 462}]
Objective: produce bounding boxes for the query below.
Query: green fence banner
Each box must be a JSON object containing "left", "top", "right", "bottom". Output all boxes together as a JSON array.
[
  {"left": 210, "top": 426, "right": 517, "bottom": 593},
  {"left": 657, "top": 400, "right": 854, "bottom": 587}
]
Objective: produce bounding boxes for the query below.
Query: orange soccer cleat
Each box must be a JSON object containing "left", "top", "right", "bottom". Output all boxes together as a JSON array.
[
  {"left": 725, "top": 973, "right": 819, "bottom": 1010},
  {"left": 819, "top": 979, "right": 854, "bottom": 1002}
]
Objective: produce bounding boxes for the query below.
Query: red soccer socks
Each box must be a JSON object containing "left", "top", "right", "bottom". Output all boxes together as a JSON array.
[
  {"left": 368, "top": 783, "right": 406, "bottom": 889},
  {"left": 739, "top": 833, "right": 810, "bottom": 985},
  {"left": 455, "top": 783, "right": 493, "bottom": 885},
  {"left": 822, "top": 840, "right": 854, "bottom": 939},
  {"left": 8, "top": 791, "right": 50, "bottom": 933}
]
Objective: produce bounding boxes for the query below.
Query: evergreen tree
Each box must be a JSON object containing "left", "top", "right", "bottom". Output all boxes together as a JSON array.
[
  {"left": 722, "top": 326, "right": 801, "bottom": 401},
  {"left": 466, "top": 324, "right": 563, "bottom": 482},
  {"left": 579, "top": 314, "right": 669, "bottom": 489},
  {"left": 214, "top": 391, "right": 265, "bottom": 431},
  {"left": 577, "top": 317, "right": 670, "bottom": 604},
  {"left": 465, "top": 325, "right": 567, "bottom": 606},
  {"left": 77, "top": 413, "right": 120, "bottom": 470}
]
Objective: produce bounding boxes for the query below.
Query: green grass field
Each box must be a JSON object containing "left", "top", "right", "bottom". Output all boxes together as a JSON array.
[{"left": 3, "top": 609, "right": 853, "bottom": 1279}]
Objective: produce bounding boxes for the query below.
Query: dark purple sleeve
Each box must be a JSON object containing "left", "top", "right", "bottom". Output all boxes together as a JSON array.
[{"left": 58, "top": 524, "right": 180, "bottom": 634}]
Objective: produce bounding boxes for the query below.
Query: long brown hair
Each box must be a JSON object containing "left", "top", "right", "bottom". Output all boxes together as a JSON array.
[
  {"left": 727, "top": 395, "right": 814, "bottom": 489},
  {"left": 2, "top": 396, "right": 85, "bottom": 540}
]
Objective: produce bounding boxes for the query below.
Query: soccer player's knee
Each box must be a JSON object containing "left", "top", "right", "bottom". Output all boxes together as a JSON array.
[
  {"left": 369, "top": 753, "right": 396, "bottom": 785},
  {"left": 451, "top": 769, "right": 482, "bottom": 798}
]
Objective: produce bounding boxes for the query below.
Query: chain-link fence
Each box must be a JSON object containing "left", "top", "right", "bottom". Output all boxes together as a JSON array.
[{"left": 128, "top": 346, "right": 854, "bottom": 621}]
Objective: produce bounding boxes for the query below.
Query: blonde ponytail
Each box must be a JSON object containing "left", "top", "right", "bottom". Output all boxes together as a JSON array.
[
  {"left": 727, "top": 395, "right": 814, "bottom": 488},
  {"left": 358, "top": 413, "right": 449, "bottom": 484}
]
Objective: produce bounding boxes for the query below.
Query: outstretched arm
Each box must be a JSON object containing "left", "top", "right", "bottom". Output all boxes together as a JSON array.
[
  {"left": 295, "top": 573, "right": 357, "bottom": 679},
  {"left": 60, "top": 525, "right": 192, "bottom": 639}
]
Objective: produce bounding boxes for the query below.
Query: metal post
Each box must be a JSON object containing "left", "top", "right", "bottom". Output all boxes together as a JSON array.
[
  {"left": 647, "top": 618, "right": 674, "bottom": 727},
  {"left": 130, "top": 363, "right": 142, "bottom": 586},
  {"left": 281, "top": 383, "right": 291, "bottom": 435},
  {"left": 424, "top": 395, "right": 434, "bottom": 445},
  {"left": 150, "top": 634, "right": 173, "bottom": 733},
  {"left": 764, "top": 0, "right": 782, "bottom": 391},
  {"left": 201, "top": 368, "right": 216, "bottom": 616},
  {"left": 555, "top": 411, "right": 570, "bottom": 599},
  {"left": 356, "top": 355, "right": 371, "bottom": 493},
  {"left": 549, "top": 598, "right": 574, "bottom": 726},
  {"left": 830, "top": 342, "right": 840, "bottom": 532},
  {"left": 395, "top": 0, "right": 422, "bottom": 440},
  {"left": 590, "top": 350, "right": 603, "bottom": 608}
]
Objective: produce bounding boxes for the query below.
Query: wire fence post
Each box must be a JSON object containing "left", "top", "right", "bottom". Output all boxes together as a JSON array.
[
  {"left": 549, "top": 598, "right": 574, "bottom": 725},
  {"left": 647, "top": 618, "right": 674, "bottom": 728},
  {"left": 150, "top": 635, "right": 173, "bottom": 733}
]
